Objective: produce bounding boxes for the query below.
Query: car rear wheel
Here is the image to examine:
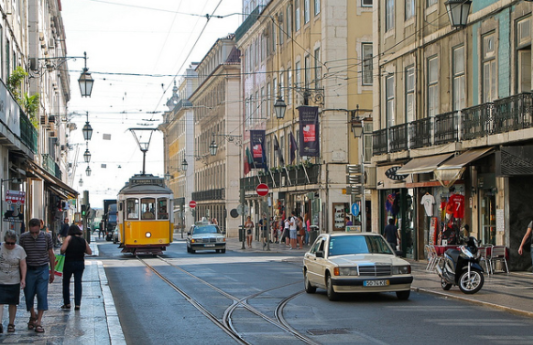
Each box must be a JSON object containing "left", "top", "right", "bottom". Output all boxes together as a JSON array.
[
  {"left": 304, "top": 270, "right": 316, "bottom": 294},
  {"left": 326, "top": 274, "right": 339, "bottom": 301},
  {"left": 396, "top": 290, "right": 410, "bottom": 300}
]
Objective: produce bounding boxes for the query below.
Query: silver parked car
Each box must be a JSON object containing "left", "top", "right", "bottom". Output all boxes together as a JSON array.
[
  {"left": 303, "top": 233, "right": 413, "bottom": 301},
  {"left": 187, "top": 224, "right": 226, "bottom": 253}
]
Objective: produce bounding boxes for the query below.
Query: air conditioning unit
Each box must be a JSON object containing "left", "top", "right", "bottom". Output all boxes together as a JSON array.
[
  {"left": 49, "top": 115, "right": 56, "bottom": 123},
  {"left": 48, "top": 38, "right": 55, "bottom": 49},
  {"left": 49, "top": 130, "right": 57, "bottom": 138},
  {"left": 40, "top": 115, "right": 48, "bottom": 125}
]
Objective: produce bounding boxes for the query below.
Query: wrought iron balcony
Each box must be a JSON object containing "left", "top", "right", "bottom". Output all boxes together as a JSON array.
[
  {"left": 434, "top": 111, "right": 459, "bottom": 145},
  {"left": 241, "top": 164, "right": 320, "bottom": 192},
  {"left": 410, "top": 118, "right": 432, "bottom": 149},
  {"left": 389, "top": 123, "right": 408, "bottom": 152},
  {"left": 492, "top": 92, "right": 533, "bottom": 134},
  {"left": 19, "top": 111, "right": 38, "bottom": 153},
  {"left": 373, "top": 128, "right": 388, "bottom": 155},
  {"left": 42, "top": 154, "right": 56, "bottom": 176},
  {"left": 192, "top": 188, "right": 225, "bottom": 201}
]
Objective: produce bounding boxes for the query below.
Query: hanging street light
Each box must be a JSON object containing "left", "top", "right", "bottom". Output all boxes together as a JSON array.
[
  {"left": 82, "top": 112, "right": 93, "bottom": 141},
  {"left": 85, "top": 165, "right": 92, "bottom": 176},
  {"left": 445, "top": 0, "right": 472, "bottom": 27},
  {"left": 79, "top": 178, "right": 83, "bottom": 186},
  {"left": 274, "top": 96, "right": 287, "bottom": 119},
  {"left": 182, "top": 158, "right": 188, "bottom": 172},
  {"left": 209, "top": 139, "right": 218, "bottom": 156},
  {"left": 83, "top": 144, "right": 91, "bottom": 163},
  {"left": 78, "top": 52, "right": 94, "bottom": 97}
]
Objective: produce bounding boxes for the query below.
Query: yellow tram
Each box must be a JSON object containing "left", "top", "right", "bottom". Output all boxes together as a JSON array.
[{"left": 116, "top": 174, "right": 174, "bottom": 255}]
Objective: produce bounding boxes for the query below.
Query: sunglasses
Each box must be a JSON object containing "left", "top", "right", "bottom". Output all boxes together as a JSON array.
[{"left": 4, "top": 242, "right": 15, "bottom": 245}]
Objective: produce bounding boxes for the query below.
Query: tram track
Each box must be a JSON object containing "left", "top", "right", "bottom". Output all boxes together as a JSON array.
[{"left": 136, "top": 255, "right": 320, "bottom": 345}]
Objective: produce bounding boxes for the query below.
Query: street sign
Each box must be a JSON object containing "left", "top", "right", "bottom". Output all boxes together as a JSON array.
[
  {"left": 189, "top": 200, "right": 197, "bottom": 209},
  {"left": 256, "top": 183, "right": 269, "bottom": 196},
  {"left": 351, "top": 202, "right": 360, "bottom": 217}
]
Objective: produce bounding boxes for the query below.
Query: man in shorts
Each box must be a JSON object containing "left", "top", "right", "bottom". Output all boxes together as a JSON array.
[
  {"left": 19, "top": 218, "right": 55, "bottom": 333},
  {"left": 289, "top": 211, "right": 298, "bottom": 249}
]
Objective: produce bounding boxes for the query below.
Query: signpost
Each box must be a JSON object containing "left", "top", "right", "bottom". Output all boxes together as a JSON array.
[
  {"left": 256, "top": 183, "right": 269, "bottom": 196},
  {"left": 189, "top": 200, "right": 196, "bottom": 209}
]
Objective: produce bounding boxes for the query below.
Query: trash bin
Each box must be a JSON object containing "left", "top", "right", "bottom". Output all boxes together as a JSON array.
[
  {"left": 309, "top": 225, "right": 319, "bottom": 244},
  {"left": 238, "top": 225, "right": 244, "bottom": 242}
]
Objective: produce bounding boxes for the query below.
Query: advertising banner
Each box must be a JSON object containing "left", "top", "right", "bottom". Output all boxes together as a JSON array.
[
  {"left": 250, "top": 130, "right": 266, "bottom": 167},
  {"left": 298, "top": 106, "right": 319, "bottom": 156},
  {"left": 3, "top": 191, "right": 25, "bottom": 223}
]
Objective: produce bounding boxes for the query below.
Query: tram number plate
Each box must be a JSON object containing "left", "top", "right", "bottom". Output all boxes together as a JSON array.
[
  {"left": 363, "top": 280, "right": 389, "bottom": 287},
  {"left": 204, "top": 244, "right": 215, "bottom": 247}
]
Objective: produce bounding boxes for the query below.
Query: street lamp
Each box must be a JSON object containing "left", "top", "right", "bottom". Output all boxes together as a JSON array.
[
  {"left": 79, "top": 178, "right": 83, "bottom": 186},
  {"left": 209, "top": 139, "right": 218, "bottom": 156},
  {"left": 83, "top": 143, "right": 91, "bottom": 163},
  {"left": 78, "top": 52, "right": 94, "bottom": 97},
  {"left": 85, "top": 165, "right": 92, "bottom": 176},
  {"left": 274, "top": 96, "right": 287, "bottom": 119},
  {"left": 82, "top": 112, "right": 93, "bottom": 141},
  {"left": 181, "top": 158, "right": 188, "bottom": 172},
  {"left": 445, "top": 0, "right": 472, "bottom": 27}
]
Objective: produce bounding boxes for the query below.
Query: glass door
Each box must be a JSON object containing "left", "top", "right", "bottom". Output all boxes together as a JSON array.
[{"left": 480, "top": 192, "right": 496, "bottom": 245}]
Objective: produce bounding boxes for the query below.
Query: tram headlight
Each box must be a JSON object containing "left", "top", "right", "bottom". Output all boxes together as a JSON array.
[{"left": 145, "top": 232, "right": 152, "bottom": 238}]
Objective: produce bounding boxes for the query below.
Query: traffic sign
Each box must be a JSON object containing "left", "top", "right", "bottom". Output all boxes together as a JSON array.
[
  {"left": 256, "top": 183, "right": 269, "bottom": 196},
  {"left": 189, "top": 200, "right": 197, "bottom": 209},
  {"left": 351, "top": 202, "right": 360, "bottom": 217}
]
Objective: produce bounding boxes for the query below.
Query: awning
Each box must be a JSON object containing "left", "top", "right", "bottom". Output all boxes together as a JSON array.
[
  {"left": 435, "top": 147, "right": 493, "bottom": 187},
  {"left": 26, "top": 161, "right": 79, "bottom": 199},
  {"left": 396, "top": 153, "right": 454, "bottom": 175}
]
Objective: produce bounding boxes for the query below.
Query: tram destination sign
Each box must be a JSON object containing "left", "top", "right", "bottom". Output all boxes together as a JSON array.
[{"left": 130, "top": 177, "right": 164, "bottom": 186}]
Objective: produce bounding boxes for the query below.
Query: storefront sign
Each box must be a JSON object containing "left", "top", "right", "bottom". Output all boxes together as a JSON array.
[
  {"left": 385, "top": 166, "right": 407, "bottom": 181},
  {"left": 5, "top": 190, "right": 25, "bottom": 204}
]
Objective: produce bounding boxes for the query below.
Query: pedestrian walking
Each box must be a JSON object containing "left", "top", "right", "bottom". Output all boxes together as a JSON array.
[
  {"left": 18, "top": 218, "right": 55, "bottom": 334},
  {"left": 383, "top": 218, "right": 400, "bottom": 250},
  {"left": 282, "top": 217, "right": 290, "bottom": 245},
  {"left": 259, "top": 213, "right": 268, "bottom": 249},
  {"left": 60, "top": 225, "right": 92, "bottom": 310},
  {"left": 245, "top": 216, "right": 254, "bottom": 248},
  {"left": 304, "top": 213, "right": 311, "bottom": 245},
  {"left": 289, "top": 211, "right": 298, "bottom": 249},
  {"left": 297, "top": 216, "right": 304, "bottom": 248},
  {"left": 518, "top": 221, "right": 533, "bottom": 272},
  {"left": 0, "top": 230, "right": 27, "bottom": 333},
  {"left": 59, "top": 218, "right": 69, "bottom": 244}
]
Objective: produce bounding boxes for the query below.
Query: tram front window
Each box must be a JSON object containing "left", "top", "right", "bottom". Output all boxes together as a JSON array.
[
  {"left": 158, "top": 198, "right": 168, "bottom": 219},
  {"left": 127, "top": 198, "right": 139, "bottom": 220},
  {"left": 141, "top": 198, "right": 156, "bottom": 220}
]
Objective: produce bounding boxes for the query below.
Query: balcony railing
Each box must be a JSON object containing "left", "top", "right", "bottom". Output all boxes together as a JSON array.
[
  {"left": 19, "top": 112, "right": 38, "bottom": 153},
  {"left": 410, "top": 118, "right": 432, "bottom": 149},
  {"left": 192, "top": 188, "right": 225, "bottom": 201},
  {"left": 372, "top": 93, "right": 533, "bottom": 156},
  {"left": 42, "top": 154, "right": 55, "bottom": 177},
  {"left": 241, "top": 164, "right": 320, "bottom": 192}
]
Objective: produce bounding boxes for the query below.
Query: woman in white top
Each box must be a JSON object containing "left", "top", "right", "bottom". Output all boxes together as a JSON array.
[{"left": 0, "top": 230, "right": 27, "bottom": 333}]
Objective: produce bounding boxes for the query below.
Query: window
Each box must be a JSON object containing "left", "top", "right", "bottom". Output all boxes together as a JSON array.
[
  {"left": 427, "top": 56, "right": 439, "bottom": 117},
  {"left": 385, "top": 0, "right": 394, "bottom": 31},
  {"left": 279, "top": 13, "right": 284, "bottom": 45},
  {"left": 305, "top": 55, "right": 311, "bottom": 89},
  {"left": 272, "top": 22, "right": 277, "bottom": 52},
  {"left": 362, "top": 0, "right": 372, "bottom": 7},
  {"left": 314, "top": 48, "right": 321, "bottom": 90},
  {"left": 304, "top": 0, "right": 310, "bottom": 24},
  {"left": 286, "top": 5, "right": 292, "bottom": 39},
  {"left": 452, "top": 46, "right": 465, "bottom": 111},
  {"left": 405, "top": 0, "right": 415, "bottom": 21},
  {"left": 141, "top": 198, "right": 156, "bottom": 220},
  {"left": 482, "top": 33, "right": 496, "bottom": 102},
  {"left": 386, "top": 75, "right": 395, "bottom": 127},
  {"left": 126, "top": 198, "right": 139, "bottom": 220},
  {"left": 157, "top": 198, "right": 168, "bottom": 220},
  {"left": 363, "top": 121, "right": 373, "bottom": 163},
  {"left": 295, "top": 61, "right": 301, "bottom": 104},
  {"left": 314, "top": 0, "right": 320, "bottom": 15},
  {"left": 295, "top": 0, "right": 301, "bottom": 31},
  {"left": 517, "top": 18, "right": 531, "bottom": 93},
  {"left": 517, "top": 17, "right": 531, "bottom": 46},
  {"left": 427, "top": 0, "right": 437, "bottom": 7},
  {"left": 273, "top": 78, "right": 277, "bottom": 102},
  {"left": 267, "top": 82, "right": 271, "bottom": 117},
  {"left": 260, "top": 87, "right": 265, "bottom": 117},
  {"left": 362, "top": 43, "right": 373, "bottom": 86},
  {"left": 280, "top": 71, "right": 285, "bottom": 105},
  {"left": 287, "top": 68, "right": 292, "bottom": 105},
  {"left": 405, "top": 66, "right": 415, "bottom": 122}
]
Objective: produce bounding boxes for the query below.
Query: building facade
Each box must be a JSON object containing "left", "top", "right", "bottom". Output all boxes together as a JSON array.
[{"left": 373, "top": 0, "right": 533, "bottom": 269}]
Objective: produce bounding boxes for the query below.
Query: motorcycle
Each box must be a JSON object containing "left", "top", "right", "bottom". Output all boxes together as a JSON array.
[{"left": 435, "top": 236, "right": 484, "bottom": 294}]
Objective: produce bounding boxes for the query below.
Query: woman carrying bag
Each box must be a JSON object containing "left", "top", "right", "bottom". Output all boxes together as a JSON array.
[{"left": 60, "top": 225, "right": 92, "bottom": 310}]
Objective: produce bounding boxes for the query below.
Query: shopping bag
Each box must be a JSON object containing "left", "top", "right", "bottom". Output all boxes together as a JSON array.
[{"left": 49, "top": 254, "right": 65, "bottom": 277}]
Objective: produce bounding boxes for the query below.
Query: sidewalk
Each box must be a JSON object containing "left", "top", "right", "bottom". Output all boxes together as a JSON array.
[{"left": 0, "top": 237, "right": 126, "bottom": 345}]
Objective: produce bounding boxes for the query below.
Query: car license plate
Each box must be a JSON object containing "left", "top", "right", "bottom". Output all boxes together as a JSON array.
[
  {"left": 205, "top": 244, "right": 215, "bottom": 247},
  {"left": 363, "top": 280, "right": 389, "bottom": 287}
]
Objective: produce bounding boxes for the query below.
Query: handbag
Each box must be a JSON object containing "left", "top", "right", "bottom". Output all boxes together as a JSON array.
[{"left": 49, "top": 254, "right": 65, "bottom": 277}]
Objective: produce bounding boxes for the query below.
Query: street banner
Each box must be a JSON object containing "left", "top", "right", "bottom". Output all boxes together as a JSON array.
[
  {"left": 298, "top": 106, "right": 319, "bottom": 156},
  {"left": 289, "top": 132, "right": 298, "bottom": 164},
  {"left": 274, "top": 135, "right": 285, "bottom": 166},
  {"left": 250, "top": 130, "right": 266, "bottom": 167}
]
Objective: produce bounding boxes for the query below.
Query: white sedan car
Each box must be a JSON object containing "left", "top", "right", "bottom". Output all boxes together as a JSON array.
[{"left": 303, "top": 233, "right": 413, "bottom": 301}]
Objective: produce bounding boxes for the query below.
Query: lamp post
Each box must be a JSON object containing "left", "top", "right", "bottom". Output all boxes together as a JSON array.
[
  {"left": 83, "top": 143, "right": 91, "bottom": 163},
  {"left": 78, "top": 52, "right": 95, "bottom": 97},
  {"left": 181, "top": 158, "right": 188, "bottom": 172},
  {"left": 445, "top": 0, "right": 472, "bottom": 27},
  {"left": 85, "top": 166, "right": 92, "bottom": 177}
]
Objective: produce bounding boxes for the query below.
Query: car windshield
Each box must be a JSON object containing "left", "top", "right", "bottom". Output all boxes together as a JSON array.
[
  {"left": 193, "top": 226, "right": 220, "bottom": 235},
  {"left": 328, "top": 235, "right": 393, "bottom": 256}
]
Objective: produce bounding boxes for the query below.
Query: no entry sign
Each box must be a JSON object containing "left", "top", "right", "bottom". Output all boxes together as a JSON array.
[
  {"left": 256, "top": 183, "right": 269, "bottom": 196},
  {"left": 189, "top": 200, "right": 197, "bottom": 209}
]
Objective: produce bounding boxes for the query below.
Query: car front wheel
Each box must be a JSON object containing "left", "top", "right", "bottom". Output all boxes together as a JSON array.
[
  {"left": 326, "top": 274, "right": 339, "bottom": 301},
  {"left": 396, "top": 290, "right": 410, "bottom": 300},
  {"left": 304, "top": 270, "right": 316, "bottom": 294}
]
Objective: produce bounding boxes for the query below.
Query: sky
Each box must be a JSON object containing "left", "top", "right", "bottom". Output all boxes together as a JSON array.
[{"left": 61, "top": 0, "right": 242, "bottom": 208}]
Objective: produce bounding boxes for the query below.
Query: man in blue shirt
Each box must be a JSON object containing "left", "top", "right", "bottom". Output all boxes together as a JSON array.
[{"left": 384, "top": 218, "right": 400, "bottom": 250}]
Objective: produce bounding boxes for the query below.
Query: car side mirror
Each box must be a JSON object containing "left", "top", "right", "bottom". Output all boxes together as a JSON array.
[{"left": 316, "top": 251, "right": 324, "bottom": 258}]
